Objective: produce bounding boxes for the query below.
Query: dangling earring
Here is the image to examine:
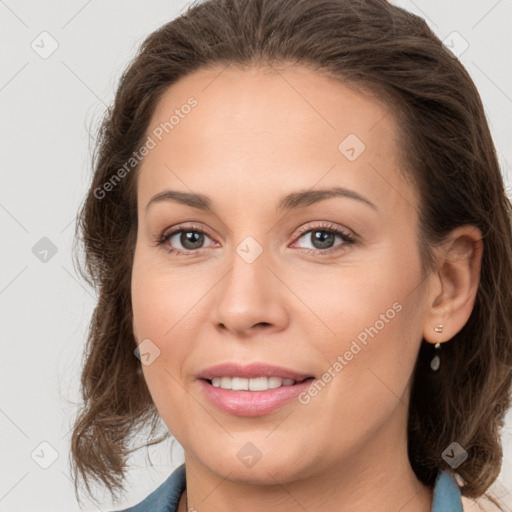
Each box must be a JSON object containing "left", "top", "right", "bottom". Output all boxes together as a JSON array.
[
  {"left": 430, "top": 342, "right": 441, "bottom": 371},
  {"left": 431, "top": 324, "right": 443, "bottom": 371}
]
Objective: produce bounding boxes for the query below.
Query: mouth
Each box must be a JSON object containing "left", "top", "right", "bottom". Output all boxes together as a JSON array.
[{"left": 196, "top": 363, "right": 316, "bottom": 416}]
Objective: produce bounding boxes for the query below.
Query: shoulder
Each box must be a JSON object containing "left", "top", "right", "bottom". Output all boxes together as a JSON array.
[{"left": 113, "top": 464, "right": 186, "bottom": 512}]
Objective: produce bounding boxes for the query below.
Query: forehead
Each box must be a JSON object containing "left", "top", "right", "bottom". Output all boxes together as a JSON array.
[{"left": 137, "top": 64, "right": 415, "bottom": 214}]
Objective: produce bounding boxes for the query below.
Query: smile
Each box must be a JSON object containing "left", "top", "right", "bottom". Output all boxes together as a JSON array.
[{"left": 210, "top": 376, "right": 303, "bottom": 391}]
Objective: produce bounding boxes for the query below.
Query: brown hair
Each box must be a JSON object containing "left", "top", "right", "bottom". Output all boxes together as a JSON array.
[{"left": 71, "top": 0, "right": 512, "bottom": 508}]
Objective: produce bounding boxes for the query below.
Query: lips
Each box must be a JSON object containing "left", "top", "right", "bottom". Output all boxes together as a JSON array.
[{"left": 196, "top": 362, "right": 315, "bottom": 416}]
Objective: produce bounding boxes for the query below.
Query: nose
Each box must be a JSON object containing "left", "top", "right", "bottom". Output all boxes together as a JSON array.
[{"left": 209, "top": 245, "right": 289, "bottom": 338}]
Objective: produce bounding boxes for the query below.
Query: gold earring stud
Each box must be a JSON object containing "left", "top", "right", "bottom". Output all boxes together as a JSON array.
[{"left": 434, "top": 324, "right": 444, "bottom": 333}]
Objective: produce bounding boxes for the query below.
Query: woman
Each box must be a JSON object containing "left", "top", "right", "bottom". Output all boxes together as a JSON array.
[{"left": 70, "top": 0, "right": 512, "bottom": 510}]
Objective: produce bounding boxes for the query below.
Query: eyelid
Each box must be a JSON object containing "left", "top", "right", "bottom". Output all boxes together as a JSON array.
[{"left": 294, "top": 221, "right": 356, "bottom": 238}]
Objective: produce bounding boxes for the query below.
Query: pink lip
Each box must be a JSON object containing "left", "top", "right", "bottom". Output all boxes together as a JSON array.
[
  {"left": 197, "top": 362, "right": 312, "bottom": 381},
  {"left": 197, "top": 362, "right": 314, "bottom": 417},
  {"left": 198, "top": 379, "right": 314, "bottom": 416}
]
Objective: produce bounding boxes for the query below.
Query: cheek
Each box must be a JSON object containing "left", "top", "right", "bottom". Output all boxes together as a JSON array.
[
  {"left": 131, "top": 255, "right": 193, "bottom": 430},
  {"left": 130, "top": 248, "right": 211, "bottom": 394},
  {"left": 307, "top": 246, "right": 424, "bottom": 393},
  {"left": 294, "top": 279, "right": 424, "bottom": 462},
  {"left": 131, "top": 249, "right": 196, "bottom": 342},
  {"left": 304, "top": 256, "right": 415, "bottom": 350}
]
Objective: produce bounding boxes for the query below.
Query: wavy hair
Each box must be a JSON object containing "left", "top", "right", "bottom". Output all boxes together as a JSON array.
[{"left": 70, "top": 0, "right": 512, "bottom": 508}]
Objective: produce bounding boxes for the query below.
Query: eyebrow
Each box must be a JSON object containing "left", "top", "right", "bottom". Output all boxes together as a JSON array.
[{"left": 145, "top": 186, "right": 377, "bottom": 213}]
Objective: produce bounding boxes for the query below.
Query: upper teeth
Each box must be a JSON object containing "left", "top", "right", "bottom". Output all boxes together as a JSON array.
[{"left": 211, "top": 376, "right": 296, "bottom": 391}]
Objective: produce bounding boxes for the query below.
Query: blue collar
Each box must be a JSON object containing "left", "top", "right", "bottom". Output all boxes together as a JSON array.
[
  {"left": 120, "top": 464, "right": 463, "bottom": 511},
  {"left": 121, "top": 464, "right": 186, "bottom": 512},
  {"left": 432, "top": 469, "right": 464, "bottom": 511}
]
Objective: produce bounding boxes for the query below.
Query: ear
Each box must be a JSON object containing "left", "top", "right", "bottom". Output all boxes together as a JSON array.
[{"left": 422, "top": 225, "right": 483, "bottom": 345}]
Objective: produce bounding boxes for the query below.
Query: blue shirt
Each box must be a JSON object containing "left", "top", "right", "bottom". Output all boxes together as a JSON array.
[{"left": 118, "top": 464, "right": 463, "bottom": 511}]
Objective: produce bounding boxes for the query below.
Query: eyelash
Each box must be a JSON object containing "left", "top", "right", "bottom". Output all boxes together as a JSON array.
[{"left": 155, "top": 221, "right": 357, "bottom": 257}]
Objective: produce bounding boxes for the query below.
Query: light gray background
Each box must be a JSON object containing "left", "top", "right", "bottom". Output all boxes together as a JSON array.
[{"left": 1, "top": 1, "right": 511, "bottom": 511}]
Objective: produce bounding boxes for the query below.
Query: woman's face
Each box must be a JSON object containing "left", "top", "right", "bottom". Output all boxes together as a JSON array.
[{"left": 131, "top": 64, "right": 431, "bottom": 483}]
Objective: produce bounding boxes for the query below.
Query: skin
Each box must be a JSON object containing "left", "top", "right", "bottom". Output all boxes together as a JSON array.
[{"left": 131, "top": 64, "right": 483, "bottom": 512}]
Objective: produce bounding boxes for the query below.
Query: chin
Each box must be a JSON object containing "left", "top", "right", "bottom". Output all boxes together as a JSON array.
[{"left": 190, "top": 442, "right": 314, "bottom": 485}]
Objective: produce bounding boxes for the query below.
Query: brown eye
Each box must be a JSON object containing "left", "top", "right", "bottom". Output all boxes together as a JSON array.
[{"left": 158, "top": 225, "right": 215, "bottom": 255}]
